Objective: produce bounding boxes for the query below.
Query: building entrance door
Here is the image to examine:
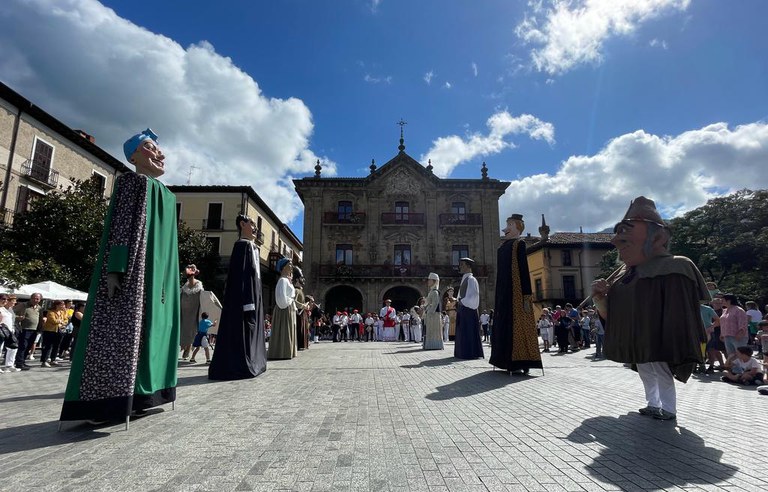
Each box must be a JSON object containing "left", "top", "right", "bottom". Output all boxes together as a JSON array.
[{"left": 325, "top": 285, "right": 363, "bottom": 314}]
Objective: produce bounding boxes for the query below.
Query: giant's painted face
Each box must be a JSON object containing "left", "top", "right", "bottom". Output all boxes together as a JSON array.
[
  {"left": 502, "top": 219, "right": 522, "bottom": 239},
  {"left": 131, "top": 139, "right": 165, "bottom": 178},
  {"left": 611, "top": 220, "right": 649, "bottom": 267}
]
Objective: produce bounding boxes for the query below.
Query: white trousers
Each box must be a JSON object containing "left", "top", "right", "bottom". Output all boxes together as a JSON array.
[
  {"left": 636, "top": 362, "right": 677, "bottom": 414},
  {"left": 1, "top": 341, "right": 17, "bottom": 367}
]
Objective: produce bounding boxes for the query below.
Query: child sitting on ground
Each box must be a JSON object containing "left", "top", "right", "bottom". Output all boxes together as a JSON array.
[
  {"left": 721, "top": 346, "right": 764, "bottom": 385},
  {"left": 190, "top": 312, "right": 216, "bottom": 364}
]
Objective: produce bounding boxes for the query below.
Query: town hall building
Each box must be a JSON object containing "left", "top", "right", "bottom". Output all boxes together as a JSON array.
[{"left": 293, "top": 135, "right": 510, "bottom": 314}]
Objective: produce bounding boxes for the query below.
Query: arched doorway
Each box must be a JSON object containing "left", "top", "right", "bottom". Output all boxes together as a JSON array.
[
  {"left": 324, "top": 285, "right": 363, "bottom": 314},
  {"left": 382, "top": 285, "right": 421, "bottom": 313}
]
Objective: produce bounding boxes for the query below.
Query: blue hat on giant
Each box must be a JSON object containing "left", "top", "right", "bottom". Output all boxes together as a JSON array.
[
  {"left": 276, "top": 257, "right": 291, "bottom": 273},
  {"left": 123, "top": 128, "right": 158, "bottom": 162}
]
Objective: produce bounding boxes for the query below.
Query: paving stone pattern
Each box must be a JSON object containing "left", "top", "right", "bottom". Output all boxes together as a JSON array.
[{"left": 0, "top": 341, "right": 764, "bottom": 491}]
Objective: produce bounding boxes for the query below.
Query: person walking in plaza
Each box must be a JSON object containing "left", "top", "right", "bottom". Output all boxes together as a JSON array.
[
  {"left": 364, "top": 312, "right": 375, "bottom": 342},
  {"left": 0, "top": 294, "right": 19, "bottom": 372},
  {"left": 490, "top": 214, "right": 542, "bottom": 374},
  {"left": 537, "top": 313, "right": 553, "bottom": 353},
  {"left": 293, "top": 267, "right": 309, "bottom": 351},
  {"left": 190, "top": 312, "right": 215, "bottom": 364},
  {"left": 423, "top": 273, "right": 444, "bottom": 350},
  {"left": 400, "top": 310, "right": 410, "bottom": 342},
  {"left": 454, "top": 258, "right": 484, "bottom": 360},
  {"left": 719, "top": 294, "right": 749, "bottom": 358},
  {"left": 208, "top": 214, "right": 267, "bottom": 379},
  {"left": 592, "top": 196, "right": 708, "bottom": 421},
  {"left": 267, "top": 258, "right": 298, "bottom": 360},
  {"left": 41, "top": 300, "right": 67, "bottom": 367},
  {"left": 14, "top": 293, "right": 42, "bottom": 368},
  {"left": 443, "top": 287, "right": 457, "bottom": 341},
  {"left": 349, "top": 309, "right": 362, "bottom": 342},
  {"left": 554, "top": 309, "right": 572, "bottom": 354},
  {"left": 593, "top": 314, "right": 605, "bottom": 359},
  {"left": 380, "top": 299, "right": 397, "bottom": 342},
  {"left": 480, "top": 310, "right": 490, "bottom": 343},
  {"left": 410, "top": 302, "right": 423, "bottom": 343}
]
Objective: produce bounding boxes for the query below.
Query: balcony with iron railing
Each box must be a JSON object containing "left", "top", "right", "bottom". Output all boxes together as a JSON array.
[
  {"left": 202, "top": 218, "right": 225, "bottom": 231},
  {"left": 1, "top": 208, "right": 14, "bottom": 227},
  {"left": 21, "top": 161, "right": 59, "bottom": 188},
  {"left": 381, "top": 212, "right": 425, "bottom": 225},
  {"left": 319, "top": 263, "right": 489, "bottom": 279},
  {"left": 323, "top": 211, "right": 366, "bottom": 225},
  {"left": 439, "top": 213, "right": 483, "bottom": 226}
]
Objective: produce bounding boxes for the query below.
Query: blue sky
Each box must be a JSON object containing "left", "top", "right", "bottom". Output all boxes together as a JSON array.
[{"left": 1, "top": 0, "right": 767, "bottom": 239}]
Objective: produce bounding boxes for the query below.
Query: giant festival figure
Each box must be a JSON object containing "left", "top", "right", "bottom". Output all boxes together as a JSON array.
[
  {"left": 490, "top": 214, "right": 543, "bottom": 374},
  {"left": 208, "top": 214, "right": 267, "bottom": 380},
  {"left": 61, "top": 129, "right": 179, "bottom": 426},
  {"left": 592, "top": 196, "right": 708, "bottom": 421}
]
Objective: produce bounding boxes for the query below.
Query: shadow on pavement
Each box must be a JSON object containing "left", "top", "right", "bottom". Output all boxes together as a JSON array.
[
  {"left": 566, "top": 414, "right": 738, "bottom": 490},
  {"left": 387, "top": 347, "right": 428, "bottom": 354},
  {"left": 401, "top": 356, "right": 456, "bottom": 369},
  {"left": 177, "top": 374, "right": 217, "bottom": 387},
  {"left": 425, "top": 370, "right": 528, "bottom": 400},
  {"left": 0, "top": 392, "right": 65, "bottom": 404},
  {"left": 0, "top": 421, "right": 109, "bottom": 455}
]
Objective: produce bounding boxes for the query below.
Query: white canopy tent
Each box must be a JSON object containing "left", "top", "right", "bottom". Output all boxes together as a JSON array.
[{"left": 5, "top": 281, "right": 89, "bottom": 301}]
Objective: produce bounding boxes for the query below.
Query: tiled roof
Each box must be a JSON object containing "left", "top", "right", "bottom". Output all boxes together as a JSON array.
[
  {"left": 546, "top": 232, "right": 614, "bottom": 244},
  {"left": 524, "top": 232, "right": 615, "bottom": 253}
]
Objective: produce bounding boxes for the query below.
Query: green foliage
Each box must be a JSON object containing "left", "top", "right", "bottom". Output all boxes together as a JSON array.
[
  {"left": 668, "top": 189, "right": 768, "bottom": 305},
  {"left": 6, "top": 178, "right": 108, "bottom": 290},
  {"left": 597, "top": 249, "right": 619, "bottom": 279},
  {"left": 0, "top": 250, "right": 45, "bottom": 288},
  {"left": 177, "top": 220, "right": 222, "bottom": 296}
]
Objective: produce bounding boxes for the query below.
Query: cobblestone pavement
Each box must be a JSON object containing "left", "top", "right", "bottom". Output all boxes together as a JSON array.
[{"left": 0, "top": 341, "right": 764, "bottom": 492}]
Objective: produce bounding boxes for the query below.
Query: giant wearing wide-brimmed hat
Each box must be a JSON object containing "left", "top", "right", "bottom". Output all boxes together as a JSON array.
[{"left": 592, "top": 196, "right": 709, "bottom": 421}]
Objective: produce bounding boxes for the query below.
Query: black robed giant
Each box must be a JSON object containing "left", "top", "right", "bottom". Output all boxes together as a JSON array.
[
  {"left": 490, "top": 239, "right": 543, "bottom": 372},
  {"left": 208, "top": 239, "right": 267, "bottom": 380}
]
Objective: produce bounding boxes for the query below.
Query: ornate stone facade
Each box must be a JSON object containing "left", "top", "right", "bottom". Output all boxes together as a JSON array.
[{"left": 294, "top": 148, "right": 510, "bottom": 314}]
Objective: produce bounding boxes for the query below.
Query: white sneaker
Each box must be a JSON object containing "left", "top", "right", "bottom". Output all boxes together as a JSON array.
[
  {"left": 27, "top": 354, "right": 35, "bottom": 361},
  {"left": 5, "top": 366, "right": 20, "bottom": 372},
  {"left": 42, "top": 362, "right": 51, "bottom": 368},
  {"left": 54, "top": 357, "right": 64, "bottom": 361},
  {"left": 0, "top": 367, "right": 5, "bottom": 373}
]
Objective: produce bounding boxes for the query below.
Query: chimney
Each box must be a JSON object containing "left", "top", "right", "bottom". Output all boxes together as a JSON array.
[
  {"left": 538, "top": 214, "right": 550, "bottom": 242},
  {"left": 75, "top": 130, "right": 95, "bottom": 144}
]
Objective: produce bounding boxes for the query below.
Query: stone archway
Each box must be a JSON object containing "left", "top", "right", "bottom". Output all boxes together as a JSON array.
[
  {"left": 324, "top": 285, "right": 363, "bottom": 314},
  {"left": 382, "top": 285, "right": 421, "bottom": 313}
]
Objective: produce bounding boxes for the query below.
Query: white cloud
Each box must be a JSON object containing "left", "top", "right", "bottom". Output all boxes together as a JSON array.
[
  {"left": 471, "top": 62, "right": 478, "bottom": 77},
  {"left": 649, "top": 38, "right": 668, "bottom": 49},
  {"left": 516, "top": 0, "right": 690, "bottom": 75},
  {"left": 421, "top": 111, "right": 555, "bottom": 177},
  {"left": 364, "top": 73, "right": 392, "bottom": 84},
  {"left": 423, "top": 70, "right": 434, "bottom": 85},
  {"left": 0, "top": 0, "right": 334, "bottom": 223},
  {"left": 444, "top": 81, "right": 452, "bottom": 89},
  {"left": 498, "top": 121, "right": 768, "bottom": 232},
  {"left": 369, "top": 0, "right": 383, "bottom": 13}
]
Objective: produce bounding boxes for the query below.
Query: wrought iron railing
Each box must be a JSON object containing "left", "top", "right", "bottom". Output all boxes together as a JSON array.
[
  {"left": 439, "top": 213, "right": 482, "bottom": 226},
  {"left": 21, "top": 161, "right": 59, "bottom": 188},
  {"left": 202, "top": 219, "right": 224, "bottom": 230},
  {"left": 381, "top": 212, "right": 425, "bottom": 225},
  {"left": 323, "top": 212, "right": 366, "bottom": 224},
  {"left": 319, "top": 263, "right": 489, "bottom": 278}
]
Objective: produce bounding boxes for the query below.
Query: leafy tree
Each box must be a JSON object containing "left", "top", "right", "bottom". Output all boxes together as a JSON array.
[
  {"left": 597, "top": 248, "right": 619, "bottom": 279},
  {"left": 668, "top": 189, "right": 768, "bottom": 305},
  {"left": 5, "top": 178, "right": 108, "bottom": 290},
  {"left": 3, "top": 178, "right": 222, "bottom": 297},
  {"left": 177, "top": 220, "right": 222, "bottom": 297}
]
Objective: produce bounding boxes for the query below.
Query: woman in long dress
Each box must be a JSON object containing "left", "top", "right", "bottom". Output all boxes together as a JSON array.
[
  {"left": 180, "top": 264, "right": 203, "bottom": 360},
  {"left": 443, "top": 287, "right": 458, "bottom": 341},
  {"left": 267, "top": 258, "right": 297, "bottom": 360},
  {"left": 423, "top": 273, "right": 444, "bottom": 350}
]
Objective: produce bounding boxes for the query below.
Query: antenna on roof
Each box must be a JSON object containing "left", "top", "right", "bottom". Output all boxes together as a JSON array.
[{"left": 186, "top": 165, "right": 199, "bottom": 185}]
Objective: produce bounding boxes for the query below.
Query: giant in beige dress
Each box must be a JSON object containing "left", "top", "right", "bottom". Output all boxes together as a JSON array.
[{"left": 267, "top": 276, "right": 296, "bottom": 360}]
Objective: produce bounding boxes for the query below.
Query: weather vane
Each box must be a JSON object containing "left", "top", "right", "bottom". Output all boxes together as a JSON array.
[{"left": 397, "top": 118, "right": 407, "bottom": 151}]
